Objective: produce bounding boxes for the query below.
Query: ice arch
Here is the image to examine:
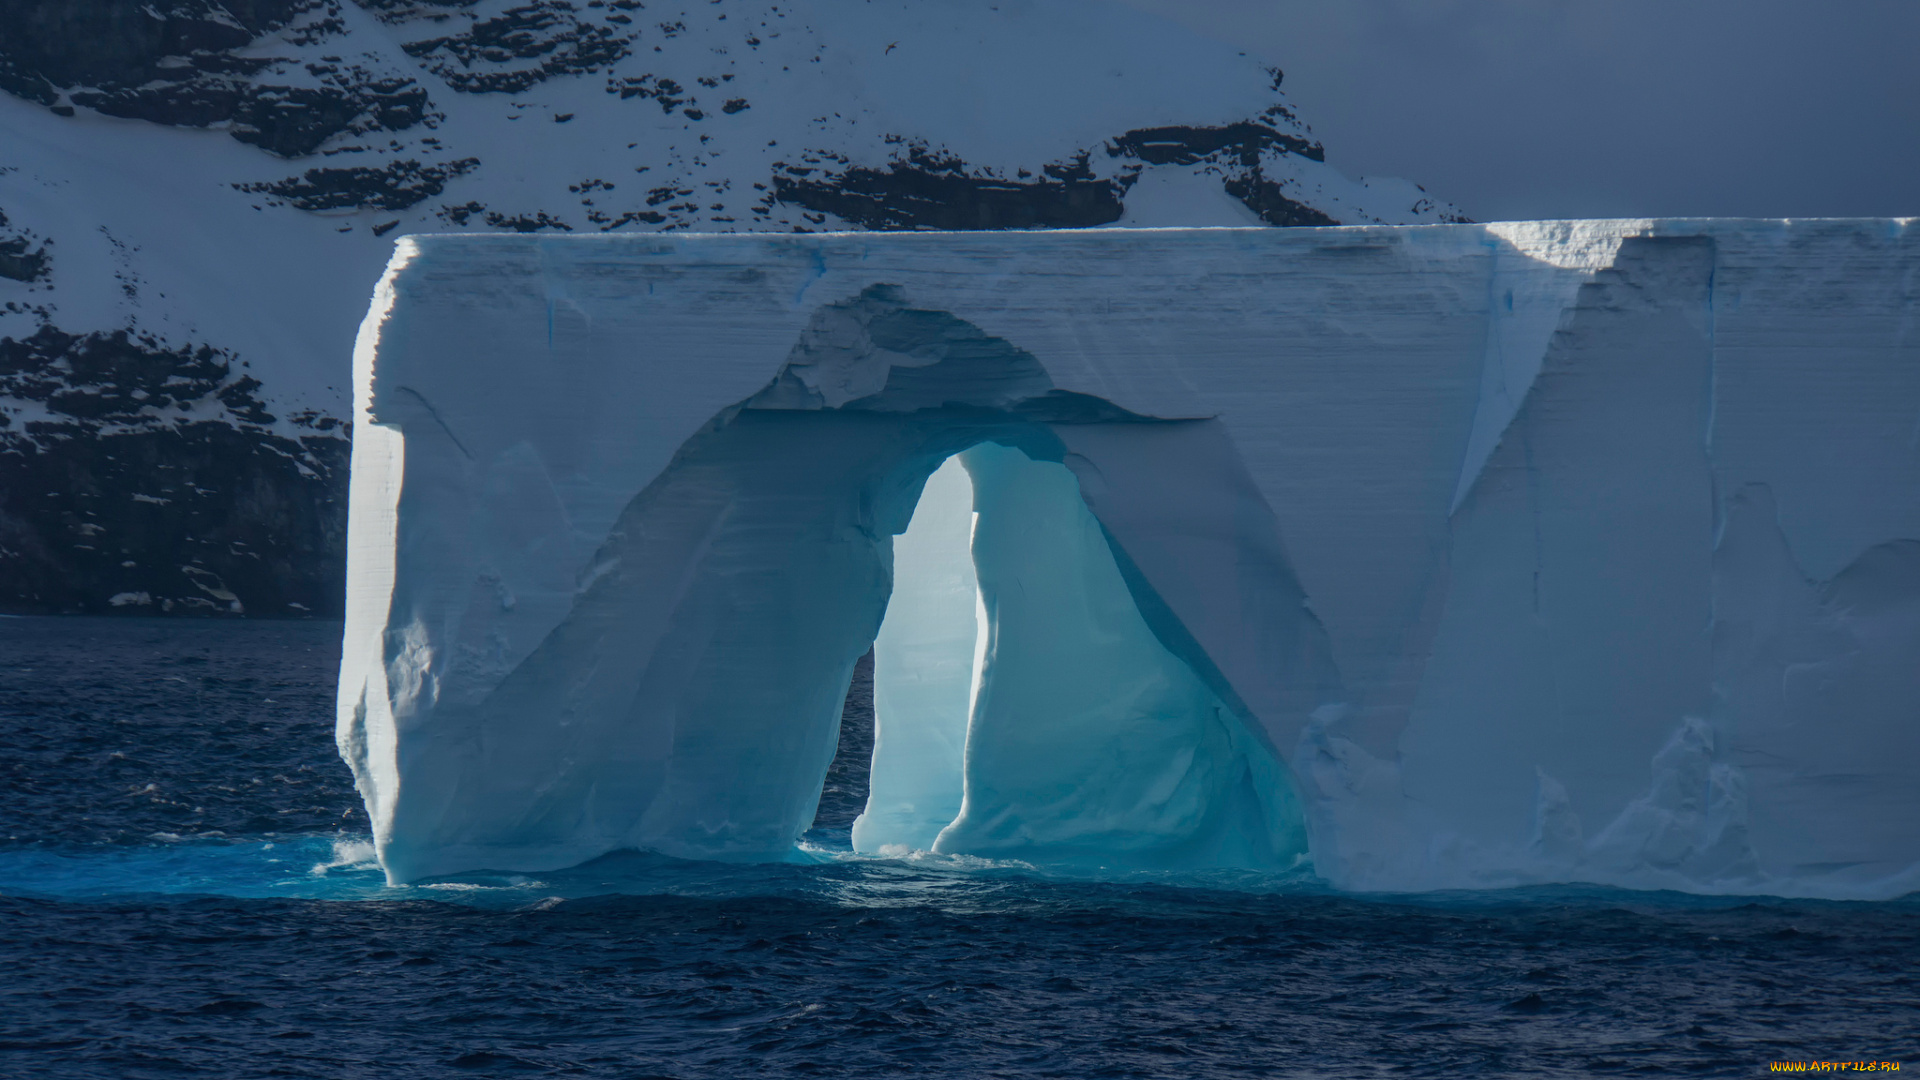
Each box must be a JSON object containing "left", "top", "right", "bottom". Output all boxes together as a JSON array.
[
  {"left": 356, "top": 284, "right": 1335, "bottom": 883},
  {"left": 858, "top": 444, "right": 1305, "bottom": 869}
]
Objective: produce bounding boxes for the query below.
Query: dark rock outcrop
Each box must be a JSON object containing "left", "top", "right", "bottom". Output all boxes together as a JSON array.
[
  {"left": 400, "top": 1, "right": 632, "bottom": 93},
  {"left": 1108, "top": 120, "right": 1324, "bottom": 167},
  {"left": 1107, "top": 121, "right": 1344, "bottom": 227},
  {"left": 229, "top": 77, "right": 435, "bottom": 157},
  {"left": 1224, "top": 170, "right": 1341, "bottom": 228},
  {"left": 0, "top": 1, "right": 436, "bottom": 156},
  {"left": 0, "top": 210, "right": 51, "bottom": 284},
  {"left": 0, "top": 327, "right": 347, "bottom": 617},
  {"left": 0, "top": 0, "right": 303, "bottom": 106},
  {"left": 774, "top": 147, "right": 1124, "bottom": 231},
  {"left": 236, "top": 157, "right": 481, "bottom": 211}
]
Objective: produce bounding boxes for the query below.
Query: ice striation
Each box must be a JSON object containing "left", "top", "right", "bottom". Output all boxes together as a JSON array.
[{"left": 341, "top": 221, "right": 1920, "bottom": 899}]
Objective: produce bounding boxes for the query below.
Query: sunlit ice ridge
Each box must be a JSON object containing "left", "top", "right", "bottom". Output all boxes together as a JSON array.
[{"left": 337, "top": 220, "right": 1920, "bottom": 901}]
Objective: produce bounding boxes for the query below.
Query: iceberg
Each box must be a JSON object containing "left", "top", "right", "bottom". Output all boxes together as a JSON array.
[{"left": 340, "top": 221, "right": 1920, "bottom": 899}]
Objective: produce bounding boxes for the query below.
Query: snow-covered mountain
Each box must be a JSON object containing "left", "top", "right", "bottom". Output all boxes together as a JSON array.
[{"left": 0, "top": 0, "right": 1463, "bottom": 616}]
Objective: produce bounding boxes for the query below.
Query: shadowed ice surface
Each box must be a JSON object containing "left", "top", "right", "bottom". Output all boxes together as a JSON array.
[{"left": 2, "top": 618, "right": 1915, "bottom": 1078}]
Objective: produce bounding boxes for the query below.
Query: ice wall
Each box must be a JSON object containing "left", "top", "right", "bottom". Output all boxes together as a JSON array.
[{"left": 343, "top": 221, "right": 1920, "bottom": 898}]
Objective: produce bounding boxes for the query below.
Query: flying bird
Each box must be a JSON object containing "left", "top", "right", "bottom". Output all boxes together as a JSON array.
[{"left": 885, "top": 41, "right": 899, "bottom": 54}]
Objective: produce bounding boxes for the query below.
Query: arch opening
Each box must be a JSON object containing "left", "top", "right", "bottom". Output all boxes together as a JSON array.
[
  {"left": 367, "top": 285, "right": 1334, "bottom": 883},
  {"left": 856, "top": 440, "right": 1308, "bottom": 873}
]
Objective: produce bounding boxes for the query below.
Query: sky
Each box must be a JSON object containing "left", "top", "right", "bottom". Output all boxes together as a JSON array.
[{"left": 1111, "top": 0, "right": 1920, "bottom": 222}]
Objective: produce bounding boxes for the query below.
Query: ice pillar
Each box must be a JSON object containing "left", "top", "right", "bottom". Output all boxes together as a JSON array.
[{"left": 932, "top": 443, "right": 1306, "bottom": 870}]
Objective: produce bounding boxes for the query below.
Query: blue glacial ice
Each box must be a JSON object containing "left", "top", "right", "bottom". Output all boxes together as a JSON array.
[
  {"left": 856, "top": 441, "right": 1304, "bottom": 871},
  {"left": 927, "top": 442, "right": 1304, "bottom": 870},
  {"left": 340, "top": 221, "right": 1920, "bottom": 899}
]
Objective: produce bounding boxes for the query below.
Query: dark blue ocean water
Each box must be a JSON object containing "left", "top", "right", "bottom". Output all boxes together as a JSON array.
[{"left": 1, "top": 617, "right": 1914, "bottom": 1078}]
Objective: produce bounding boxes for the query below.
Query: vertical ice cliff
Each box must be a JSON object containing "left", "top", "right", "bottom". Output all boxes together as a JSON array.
[{"left": 343, "top": 221, "right": 1919, "bottom": 899}]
